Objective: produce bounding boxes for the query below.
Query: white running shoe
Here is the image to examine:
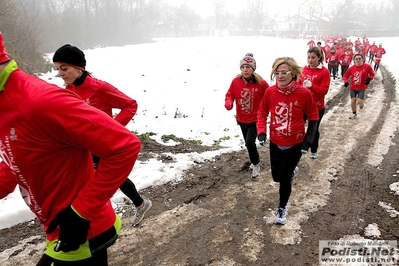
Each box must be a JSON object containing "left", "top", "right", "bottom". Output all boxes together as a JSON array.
[
  {"left": 251, "top": 163, "right": 260, "bottom": 179},
  {"left": 291, "top": 166, "right": 299, "bottom": 183},
  {"left": 310, "top": 152, "right": 317, "bottom": 159},
  {"left": 275, "top": 207, "right": 287, "bottom": 225},
  {"left": 249, "top": 163, "right": 254, "bottom": 170},
  {"left": 349, "top": 113, "right": 357, "bottom": 119},
  {"left": 132, "top": 199, "right": 152, "bottom": 226}
]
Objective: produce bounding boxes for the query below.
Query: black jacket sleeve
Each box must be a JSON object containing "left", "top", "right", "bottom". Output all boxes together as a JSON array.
[{"left": 301, "top": 120, "right": 318, "bottom": 151}]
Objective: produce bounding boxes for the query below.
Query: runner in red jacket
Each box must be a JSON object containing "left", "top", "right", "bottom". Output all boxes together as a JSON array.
[
  {"left": 358, "top": 45, "right": 367, "bottom": 61},
  {"left": 301, "top": 46, "right": 330, "bottom": 159},
  {"left": 257, "top": 56, "right": 318, "bottom": 225},
  {"left": 373, "top": 43, "right": 386, "bottom": 71},
  {"left": 52, "top": 44, "right": 152, "bottom": 228},
  {"left": 326, "top": 48, "right": 339, "bottom": 80},
  {"left": 339, "top": 47, "right": 353, "bottom": 78},
  {"left": 0, "top": 31, "right": 141, "bottom": 265},
  {"left": 316, "top": 41, "right": 326, "bottom": 59},
  {"left": 225, "top": 53, "right": 269, "bottom": 179},
  {"left": 307, "top": 39, "right": 315, "bottom": 48},
  {"left": 343, "top": 54, "right": 375, "bottom": 119},
  {"left": 367, "top": 42, "right": 378, "bottom": 63}
]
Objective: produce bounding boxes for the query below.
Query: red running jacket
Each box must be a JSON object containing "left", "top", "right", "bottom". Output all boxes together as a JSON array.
[
  {"left": 326, "top": 52, "right": 340, "bottom": 66},
  {"left": 301, "top": 64, "right": 331, "bottom": 110},
  {"left": 343, "top": 63, "right": 375, "bottom": 91},
  {"left": 257, "top": 82, "right": 319, "bottom": 146},
  {"left": 66, "top": 75, "right": 137, "bottom": 126},
  {"left": 225, "top": 75, "right": 269, "bottom": 124}
]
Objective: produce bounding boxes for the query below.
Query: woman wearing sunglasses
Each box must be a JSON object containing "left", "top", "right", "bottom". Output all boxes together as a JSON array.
[{"left": 257, "top": 57, "right": 319, "bottom": 225}]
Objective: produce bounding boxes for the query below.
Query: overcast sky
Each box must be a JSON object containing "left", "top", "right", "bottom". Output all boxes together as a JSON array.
[
  {"left": 164, "top": 0, "right": 286, "bottom": 16},
  {"left": 164, "top": 0, "right": 391, "bottom": 17}
]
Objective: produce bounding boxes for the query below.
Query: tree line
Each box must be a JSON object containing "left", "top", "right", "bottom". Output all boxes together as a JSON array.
[{"left": 0, "top": 0, "right": 397, "bottom": 74}]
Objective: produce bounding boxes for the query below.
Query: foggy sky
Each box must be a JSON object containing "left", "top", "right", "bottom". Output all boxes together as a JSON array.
[{"left": 164, "top": 0, "right": 391, "bottom": 17}]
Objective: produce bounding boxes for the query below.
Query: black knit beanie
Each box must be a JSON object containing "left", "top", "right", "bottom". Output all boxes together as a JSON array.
[{"left": 53, "top": 44, "right": 86, "bottom": 69}]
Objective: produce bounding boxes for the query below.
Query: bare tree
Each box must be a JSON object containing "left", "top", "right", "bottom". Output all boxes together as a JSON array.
[
  {"left": 165, "top": 4, "right": 188, "bottom": 37},
  {"left": 0, "top": 0, "right": 50, "bottom": 73},
  {"left": 250, "top": 0, "right": 266, "bottom": 34},
  {"left": 388, "top": 0, "right": 399, "bottom": 30},
  {"left": 299, "top": 0, "right": 324, "bottom": 35},
  {"left": 213, "top": 0, "right": 229, "bottom": 29},
  {"left": 237, "top": 9, "right": 252, "bottom": 32},
  {"left": 327, "top": 0, "right": 357, "bottom": 36},
  {"left": 182, "top": 7, "right": 202, "bottom": 36},
  {"left": 237, "top": 0, "right": 265, "bottom": 34}
]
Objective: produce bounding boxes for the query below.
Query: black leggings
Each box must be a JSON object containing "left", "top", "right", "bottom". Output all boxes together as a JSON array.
[
  {"left": 374, "top": 63, "right": 380, "bottom": 71},
  {"left": 368, "top": 53, "right": 374, "bottom": 63},
  {"left": 93, "top": 155, "right": 143, "bottom": 207},
  {"left": 341, "top": 65, "right": 349, "bottom": 77},
  {"left": 310, "top": 108, "right": 325, "bottom": 153},
  {"left": 269, "top": 142, "right": 302, "bottom": 208},
  {"left": 238, "top": 122, "right": 260, "bottom": 165},
  {"left": 328, "top": 64, "right": 338, "bottom": 78}
]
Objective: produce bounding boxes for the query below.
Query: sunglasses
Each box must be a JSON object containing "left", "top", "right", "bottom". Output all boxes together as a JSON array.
[{"left": 274, "top": 71, "right": 292, "bottom": 76}]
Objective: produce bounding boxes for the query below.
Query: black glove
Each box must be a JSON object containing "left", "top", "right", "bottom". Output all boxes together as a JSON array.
[
  {"left": 257, "top": 132, "right": 266, "bottom": 146},
  {"left": 365, "top": 77, "right": 371, "bottom": 85},
  {"left": 344, "top": 82, "right": 349, "bottom": 87},
  {"left": 46, "top": 206, "right": 90, "bottom": 252},
  {"left": 301, "top": 120, "right": 317, "bottom": 154}
]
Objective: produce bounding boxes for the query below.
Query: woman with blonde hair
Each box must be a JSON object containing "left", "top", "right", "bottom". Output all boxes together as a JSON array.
[
  {"left": 225, "top": 53, "right": 269, "bottom": 179},
  {"left": 257, "top": 56, "right": 318, "bottom": 225}
]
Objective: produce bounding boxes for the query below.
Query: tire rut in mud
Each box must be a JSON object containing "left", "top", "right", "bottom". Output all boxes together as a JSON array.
[{"left": 298, "top": 65, "right": 399, "bottom": 265}]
